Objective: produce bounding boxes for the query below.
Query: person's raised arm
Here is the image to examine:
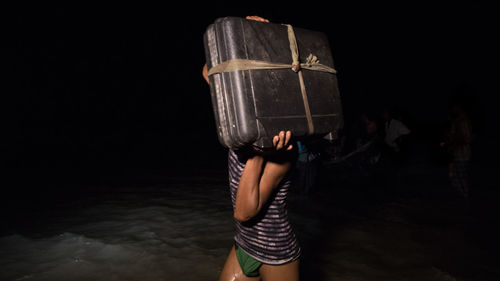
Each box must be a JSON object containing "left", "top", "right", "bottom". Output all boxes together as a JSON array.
[{"left": 234, "top": 131, "right": 295, "bottom": 222}]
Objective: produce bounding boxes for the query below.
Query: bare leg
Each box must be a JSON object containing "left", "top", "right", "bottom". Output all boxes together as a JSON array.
[
  {"left": 259, "top": 260, "right": 300, "bottom": 281},
  {"left": 218, "top": 246, "right": 261, "bottom": 281}
]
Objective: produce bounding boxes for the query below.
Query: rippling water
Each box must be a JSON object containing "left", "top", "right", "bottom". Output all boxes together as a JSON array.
[
  {"left": 1, "top": 178, "right": 235, "bottom": 281},
  {"left": 1, "top": 163, "right": 498, "bottom": 281}
]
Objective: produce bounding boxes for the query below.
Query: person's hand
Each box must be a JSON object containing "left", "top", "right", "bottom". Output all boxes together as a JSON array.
[
  {"left": 202, "top": 64, "right": 209, "bottom": 84},
  {"left": 272, "top": 130, "right": 293, "bottom": 151},
  {"left": 246, "top": 16, "right": 269, "bottom": 23}
]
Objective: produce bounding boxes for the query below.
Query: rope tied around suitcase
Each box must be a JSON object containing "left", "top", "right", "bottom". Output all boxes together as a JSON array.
[
  {"left": 207, "top": 25, "right": 336, "bottom": 75},
  {"left": 207, "top": 24, "right": 336, "bottom": 135}
]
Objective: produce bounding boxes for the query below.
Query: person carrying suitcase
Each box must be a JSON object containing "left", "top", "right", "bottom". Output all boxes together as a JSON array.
[{"left": 203, "top": 16, "right": 301, "bottom": 281}]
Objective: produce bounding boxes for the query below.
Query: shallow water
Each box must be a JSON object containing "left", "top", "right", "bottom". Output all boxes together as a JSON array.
[
  {"left": 1, "top": 161, "right": 499, "bottom": 281},
  {"left": 1, "top": 178, "right": 234, "bottom": 281}
]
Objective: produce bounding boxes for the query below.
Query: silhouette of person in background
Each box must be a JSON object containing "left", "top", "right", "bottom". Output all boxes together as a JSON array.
[
  {"left": 440, "top": 102, "right": 472, "bottom": 200},
  {"left": 379, "top": 107, "right": 411, "bottom": 188},
  {"left": 294, "top": 140, "right": 320, "bottom": 194},
  {"left": 356, "top": 111, "right": 383, "bottom": 169},
  {"left": 383, "top": 107, "right": 411, "bottom": 167},
  {"left": 357, "top": 112, "right": 379, "bottom": 149}
]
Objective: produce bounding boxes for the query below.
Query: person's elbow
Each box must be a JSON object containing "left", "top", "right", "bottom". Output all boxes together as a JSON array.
[
  {"left": 234, "top": 207, "right": 259, "bottom": 222},
  {"left": 234, "top": 212, "right": 251, "bottom": 222}
]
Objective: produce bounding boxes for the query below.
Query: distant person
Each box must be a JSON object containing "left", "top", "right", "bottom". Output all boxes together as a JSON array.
[
  {"left": 358, "top": 112, "right": 378, "bottom": 148},
  {"left": 383, "top": 108, "right": 411, "bottom": 166},
  {"left": 294, "top": 140, "right": 320, "bottom": 194},
  {"left": 356, "top": 112, "right": 381, "bottom": 155},
  {"left": 358, "top": 112, "right": 383, "bottom": 167},
  {"left": 322, "top": 128, "right": 345, "bottom": 163},
  {"left": 440, "top": 102, "right": 472, "bottom": 199},
  {"left": 203, "top": 16, "right": 301, "bottom": 281},
  {"left": 383, "top": 109, "right": 410, "bottom": 153}
]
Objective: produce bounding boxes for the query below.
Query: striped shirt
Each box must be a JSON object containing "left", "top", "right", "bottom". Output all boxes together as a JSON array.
[{"left": 228, "top": 149, "right": 301, "bottom": 265}]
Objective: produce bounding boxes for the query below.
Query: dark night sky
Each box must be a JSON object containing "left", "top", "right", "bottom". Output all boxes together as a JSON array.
[{"left": 2, "top": 2, "right": 497, "bottom": 177}]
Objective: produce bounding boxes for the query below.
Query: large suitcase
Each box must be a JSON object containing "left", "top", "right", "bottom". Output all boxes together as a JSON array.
[{"left": 203, "top": 17, "right": 343, "bottom": 149}]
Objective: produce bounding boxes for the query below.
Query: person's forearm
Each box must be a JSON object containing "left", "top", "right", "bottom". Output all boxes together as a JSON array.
[{"left": 234, "top": 155, "right": 265, "bottom": 222}]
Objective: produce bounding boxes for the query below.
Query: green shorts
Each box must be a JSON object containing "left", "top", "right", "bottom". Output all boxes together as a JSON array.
[{"left": 235, "top": 246, "right": 262, "bottom": 277}]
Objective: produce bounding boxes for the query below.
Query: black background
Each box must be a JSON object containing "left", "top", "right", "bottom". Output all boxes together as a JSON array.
[{"left": 2, "top": 2, "right": 497, "bottom": 189}]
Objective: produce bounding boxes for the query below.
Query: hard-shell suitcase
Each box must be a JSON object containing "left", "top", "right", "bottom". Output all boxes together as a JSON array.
[{"left": 203, "top": 17, "right": 343, "bottom": 149}]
